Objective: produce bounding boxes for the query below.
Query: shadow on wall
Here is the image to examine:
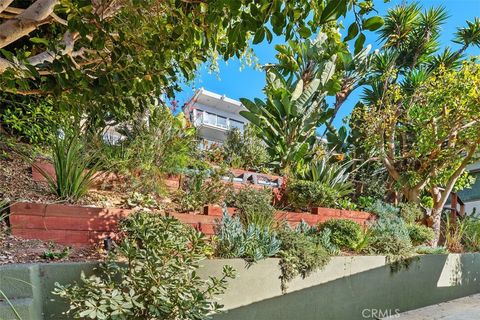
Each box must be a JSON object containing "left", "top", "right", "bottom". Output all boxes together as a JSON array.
[{"left": 214, "top": 254, "right": 480, "bottom": 320}]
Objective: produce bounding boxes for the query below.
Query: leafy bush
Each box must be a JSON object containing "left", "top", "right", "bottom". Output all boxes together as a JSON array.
[
  {"left": 34, "top": 135, "right": 98, "bottom": 202},
  {"left": 126, "top": 192, "right": 159, "bottom": 209},
  {"left": 93, "top": 104, "right": 196, "bottom": 194},
  {"left": 407, "top": 223, "right": 435, "bottom": 246},
  {"left": 226, "top": 187, "right": 275, "bottom": 230},
  {"left": 1, "top": 102, "right": 59, "bottom": 144},
  {"left": 318, "top": 219, "right": 362, "bottom": 251},
  {"left": 223, "top": 126, "right": 269, "bottom": 171},
  {"left": 54, "top": 211, "right": 235, "bottom": 319},
  {"left": 357, "top": 196, "right": 375, "bottom": 210},
  {"left": 286, "top": 180, "right": 344, "bottom": 210},
  {"left": 398, "top": 202, "right": 423, "bottom": 224},
  {"left": 337, "top": 197, "right": 357, "bottom": 210},
  {"left": 464, "top": 216, "right": 480, "bottom": 252},
  {"left": 365, "top": 217, "right": 414, "bottom": 259},
  {"left": 176, "top": 168, "right": 232, "bottom": 212},
  {"left": 277, "top": 228, "right": 330, "bottom": 292},
  {"left": 214, "top": 211, "right": 281, "bottom": 262}
]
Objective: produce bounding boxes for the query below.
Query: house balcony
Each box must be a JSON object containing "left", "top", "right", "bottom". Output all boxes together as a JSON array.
[
  {"left": 194, "top": 111, "right": 244, "bottom": 132},
  {"left": 193, "top": 111, "right": 244, "bottom": 145}
]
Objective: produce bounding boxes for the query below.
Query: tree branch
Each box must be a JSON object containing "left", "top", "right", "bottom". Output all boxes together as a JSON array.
[
  {"left": 0, "top": 0, "right": 14, "bottom": 14},
  {"left": 438, "top": 144, "right": 479, "bottom": 208},
  {"left": 0, "top": 0, "right": 59, "bottom": 49}
]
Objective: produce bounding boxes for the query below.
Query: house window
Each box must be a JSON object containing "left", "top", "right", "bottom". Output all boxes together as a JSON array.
[
  {"left": 216, "top": 115, "right": 227, "bottom": 128},
  {"left": 230, "top": 119, "right": 244, "bottom": 131}
]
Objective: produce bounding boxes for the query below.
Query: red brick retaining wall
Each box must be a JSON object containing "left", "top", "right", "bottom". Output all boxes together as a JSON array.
[{"left": 10, "top": 202, "right": 375, "bottom": 247}]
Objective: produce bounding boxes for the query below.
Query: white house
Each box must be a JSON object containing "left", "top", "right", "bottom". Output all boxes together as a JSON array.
[{"left": 183, "top": 88, "right": 248, "bottom": 148}]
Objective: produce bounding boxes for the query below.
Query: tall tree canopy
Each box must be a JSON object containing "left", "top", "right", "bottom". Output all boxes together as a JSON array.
[
  {"left": 352, "top": 3, "right": 480, "bottom": 244},
  {"left": 0, "top": 0, "right": 381, "bottom": 126}
]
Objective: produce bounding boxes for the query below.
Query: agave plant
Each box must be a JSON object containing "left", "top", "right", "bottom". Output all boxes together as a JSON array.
[
  {"left": 34, "top": 135, "right": 98, "bottom": 202},
  {"left": 297, "top": 152, "right": 354, "bottom": 193}
]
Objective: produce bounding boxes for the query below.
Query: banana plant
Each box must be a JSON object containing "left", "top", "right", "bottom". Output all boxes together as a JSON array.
[{"left": 240, "top": 62, "right": 335, "bottom": 173}]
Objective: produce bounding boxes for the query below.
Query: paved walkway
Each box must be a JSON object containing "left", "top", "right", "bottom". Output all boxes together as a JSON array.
[{"left": 384, "top": 294, "right": 480, "bottom": 319}]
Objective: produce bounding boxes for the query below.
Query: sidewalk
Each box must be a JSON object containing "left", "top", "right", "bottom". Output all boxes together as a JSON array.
[{"left": 384, "top": 294, "right": 480, "bottom": 320}]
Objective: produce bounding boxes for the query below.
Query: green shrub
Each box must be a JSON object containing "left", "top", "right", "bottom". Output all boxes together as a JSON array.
[
  {"left": 278, "top": 228, "right": 330, "bottom": 292},
  {"left": 1, "top": 102, "right": 59, "bottom": 144},
  {"left": 357, "top": 196, "right": 375, "bottom": 210},
  {"left": 214, "top": 210, "right": 281, "bottom": 262},
  {"left": 286, "top": 180, "right": 341, "bottom": 210},
  {"left": 176, "top": 168, "right": 232, "bottom": 212},
  {"left": 398, "top": 203, "right": 423, "bottom": 224},
  {"left": 337, "top": 197, "right": 357, "bottom": 210},
  {"left": 226, "top": 187, "right": 275, "bottom": 230},
  {"left": 223, "top": 125, "right": 269, "bottom": 171},
  {"left": 367, "top": 200, "right": 399, "bottom": 220},
  {"left": 464, "top": 216, "right": 480, "bottom": 252},
  {"left": 318, "top": 219, "right": 362, "bottom": 251},
  {"left": 365, "top": 217, "right": 414, "bottom": 259},
  {"left": 407, "top": 223, "right": 435, "bottom": 246},
  {"left": 54, "top": 211, "right": 235, "bottom": 319},
  {"left": 34, "top": 135, "right": 98, "bottom": 202},
  {"left": 93, "top": 104, "right": 196, "bottom": 194}
]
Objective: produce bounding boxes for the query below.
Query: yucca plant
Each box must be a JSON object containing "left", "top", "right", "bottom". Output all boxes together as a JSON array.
[{"left": 34, "top": 135, "right": 98, "bottom": 202}]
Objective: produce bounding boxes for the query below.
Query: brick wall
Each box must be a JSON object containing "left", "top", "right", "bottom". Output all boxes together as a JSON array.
[{"left": 10, "top": 203, "right": 375, "bottom": 247}]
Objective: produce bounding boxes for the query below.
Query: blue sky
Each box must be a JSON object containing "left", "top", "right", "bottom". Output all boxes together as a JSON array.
[{"left": 176, "top": 0, "right": 480, "bottom": 129}]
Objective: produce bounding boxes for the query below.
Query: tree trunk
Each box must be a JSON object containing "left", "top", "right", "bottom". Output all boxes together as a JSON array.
[{"left": 430, "top": 206, "right": 443, "bottom": 246}]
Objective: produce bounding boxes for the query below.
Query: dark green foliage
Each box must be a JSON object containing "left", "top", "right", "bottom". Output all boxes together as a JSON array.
[
  {"left": 176, "top": 168, "right": 232, "bottom": 212},
  {"left": 357, "top": 196, "right": 375, "bottom": 210},
  {"left": 222, "top": 126, "right": 269, "bottom": 171},
  {"left": 214, "top": 211, "right": 281, "bottom": 262},
  {"left": 34, "top": 135, "right": 98, "bottom": 202},
  {"left": 286, "top": 180, "right": 348, "bottom": 210},
  {"left": 1, "top": 101, "right": 59, "bottom": 145},
  {"left": 399, "top": 202, "right": 424, "bottom": 224},
  {"left": 278, "top": 228, "right": 330, "bottom": 292},
  {"left": 407, "top": 223, "right": 435, "bottom": 246},
  {"left": 41, "top": 247, "right": 70, "bottom": 260},
  {"left": 54, "top": 211, "right": 235, "bottom": 320},
  {"left": 226, "top": 187, "right": 275, "bottom": 231},
  {"left": 318, "top": 219, "right": 362, "bottom": 250}
]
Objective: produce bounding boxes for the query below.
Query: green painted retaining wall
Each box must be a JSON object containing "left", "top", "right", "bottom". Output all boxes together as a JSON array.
[{"left": 1, "top": 254, "right": 480, "bottom": 319}]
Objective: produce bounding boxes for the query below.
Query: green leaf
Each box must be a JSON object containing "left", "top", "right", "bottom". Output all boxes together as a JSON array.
[
  {"left": 30, "top": 37, "right": 49, "bottom": 46},
  {"left": 239, "top": 111, "right": 261, "bottom": 126},
  {"left": 320, "top": 0, "right": 342, "bottom": 24},
  {"left": 344, "top": 23, "right": 359, "bottom": 41},
  {"left": 363, "top": 16, "right": 384, "bottom": 31},
  {"left": 298, "top": 26, "right": 312, "bottom": 38},
  {"left": 291, "top": 79, "right": 304, "bottom": 101},
  {"left": 354, "top": 33, "right": 366, "bottom": 55},
  {"left": 253, "top": 28, "right": 265, "bottom": 44}
]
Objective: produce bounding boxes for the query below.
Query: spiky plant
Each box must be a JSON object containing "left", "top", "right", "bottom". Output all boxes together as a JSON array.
[{"left": 34, "top": 135, "right": 98, "bottom": 202}]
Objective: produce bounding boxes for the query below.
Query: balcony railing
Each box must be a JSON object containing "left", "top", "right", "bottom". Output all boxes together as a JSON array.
[{"left": 194, "top": 111, "right": 244, "bottom": 132}]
